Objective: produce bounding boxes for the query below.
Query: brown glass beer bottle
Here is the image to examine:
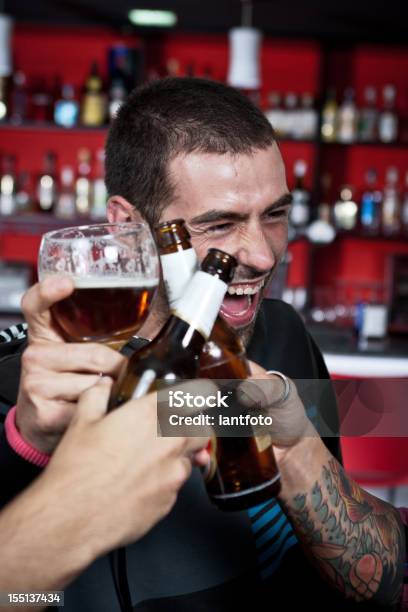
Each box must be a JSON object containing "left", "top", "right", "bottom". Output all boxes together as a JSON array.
[{"left": 156, "top": 219, "right": 281, "bottom": 511}]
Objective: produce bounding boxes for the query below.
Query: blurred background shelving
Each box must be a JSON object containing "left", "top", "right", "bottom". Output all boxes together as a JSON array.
[{"left": 0, "top": 4, "right": 408, "bottom": 337}]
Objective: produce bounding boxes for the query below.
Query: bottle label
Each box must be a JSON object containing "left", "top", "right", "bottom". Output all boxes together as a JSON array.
[
  {"left": 379, "top": 114, "right": 398, "bottom": 142},
  {"left": 290, "top": 201, "right": 310, "bottom": 226},
  {"left": 173, "top": 271, "right": 227, "bottom": 340},
  {"left": 160, "top": 248, "right": 198, "bottom": 307},
  {"left": 131, "top": 369, "right": 157, "bottom": 400},
  {"left": 81, "top": 95, "right": 106, "bottom": 126}
]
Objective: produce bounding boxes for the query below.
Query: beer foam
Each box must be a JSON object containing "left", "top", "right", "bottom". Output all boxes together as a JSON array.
[{"left": 41, "top": 273, "right": 158, "bottom": 289}]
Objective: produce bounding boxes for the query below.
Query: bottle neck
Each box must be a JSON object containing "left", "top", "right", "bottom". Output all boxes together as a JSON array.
[
  {"left": 173, "top": 270, "right": 228, "bottom": 341},
  {"left": 160, "top": 246, "right": 198, "bottom": 307},
  {"left": 294, "top": 175, "right": 304, "bottom": 191}
]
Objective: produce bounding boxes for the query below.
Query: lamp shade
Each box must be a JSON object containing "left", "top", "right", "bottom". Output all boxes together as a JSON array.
[
  {"left": 0, "top": 14, "right": 13, "bottom": 77},
  {"left": 227, "top": 26, "right": 262, "bottom": 90}
]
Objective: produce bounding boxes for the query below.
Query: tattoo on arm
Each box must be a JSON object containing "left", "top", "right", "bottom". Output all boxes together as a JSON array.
[{"left": 289, "top": 458, "right": 405, "bottom": 607}]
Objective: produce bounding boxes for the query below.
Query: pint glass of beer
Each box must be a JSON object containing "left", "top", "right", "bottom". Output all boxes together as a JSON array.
[{"left": 38, "top": 223, "right": 159, "bottom": 348}]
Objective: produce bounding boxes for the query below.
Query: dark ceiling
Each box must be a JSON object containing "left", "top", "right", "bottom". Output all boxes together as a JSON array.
[{"left": 3, "top": 0, "right": 408, "bottom": 45}]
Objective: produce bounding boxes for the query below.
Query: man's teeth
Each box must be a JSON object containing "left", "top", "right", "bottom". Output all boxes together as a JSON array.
[{"left": 227, "top": 280, "right": 265, "bottom": 296}]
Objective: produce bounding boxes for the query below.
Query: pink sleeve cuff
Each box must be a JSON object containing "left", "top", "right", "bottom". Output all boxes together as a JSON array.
[{"left": 5, "top": 407, "right": 51, "bottom": 468}]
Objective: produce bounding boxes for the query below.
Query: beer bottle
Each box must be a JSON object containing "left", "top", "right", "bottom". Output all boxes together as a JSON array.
[
  {"left": 113, "top": 248, "right": 236, "bottom": 404},
  {"left": 156, "top": 219, "right": 281, "bottom": 511}
]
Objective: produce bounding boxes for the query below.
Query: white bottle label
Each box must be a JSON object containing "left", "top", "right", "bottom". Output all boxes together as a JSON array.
[
  {"left": 173, "top": 271, "right": 227, "bottom": 340},
  {"left": 379, "top": 113, "right": 398, "bottom": 142},
  {"left": 160, "top": 248, "right": 198, "bottom": 307},
  {"left": 290, "top": 201, "right": 310, "bottom": 226}
]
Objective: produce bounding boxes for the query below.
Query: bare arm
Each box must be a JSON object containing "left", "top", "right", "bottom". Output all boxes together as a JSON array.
[
  {"left": 0, "top": 467, "right": 95, "bottom": 596},
  {"left": 277, "top": 433, "right": 405, "bottom": 608},
  {"left": 0, "top": 379, "right": 210, "bottom": 609},
  {"left": 245, "top": 362, "right": 405, "bottom": 608}
]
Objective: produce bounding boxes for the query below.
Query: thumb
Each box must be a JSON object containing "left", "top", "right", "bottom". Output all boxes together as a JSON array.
[
  {"left": 240, "top": 361, "right": 292, "bottom": 408},
  {"left": 75, "top": 377, "right": 113, "bottom": 425},
  {"left": 247, "top": 360, "right": 268, "bottom": 378},
  {"left": 21, "top": 276, "right": 74, "bottom": 343}
]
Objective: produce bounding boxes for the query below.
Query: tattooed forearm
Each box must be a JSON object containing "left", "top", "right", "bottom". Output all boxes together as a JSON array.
[{"left": 288, "top": 458, "right": 405, "bottom": 606}]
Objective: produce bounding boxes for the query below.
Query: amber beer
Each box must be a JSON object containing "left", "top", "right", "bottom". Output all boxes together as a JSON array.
[
  {"left": 113, "top": 249, "right": 237, "bottom": 404},
  {"left": 200, "top": 330, "right": 281, "bottom": 511},
  {"left": 156, "top": 219, "right": 281, "bottom": 511},
  {"left": 50, "top": 276, "right": 157, "bottom": 347}
]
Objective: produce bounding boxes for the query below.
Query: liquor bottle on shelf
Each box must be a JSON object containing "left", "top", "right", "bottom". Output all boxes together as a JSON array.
[
  {"left": 321, "top": 89, "right": 338, "bottom": 142},
  {"left": 108, "top": 44, "right": 134, "bottom": 92},
  {"left": 0, "top": 155, "right": 17, "bottom": 216},
  {"left": 283, "top": 92, "right": 298, "bottom": 138},
  {"left": 378, "top": 85, "right": 398, "bottom": 143},
  {"left": 382, "top": 167, "right": 401, "bottom": 237},
  {"left": 289, "top": 93, "right": 304, "bottom": 140},
  {"left": 333, "top": 185, "right": 358, "bottom": 231},
  {"left": 166, "top": 58, "right": 180, "bottom": 78},
  {"left": 297, "top": 92, "right": 318, "bottom": 140},
  {"left": 15, "top": 171, "right": 33, "bottom": 213},
  {"left": 358, "top": 86, "right": 378, "bottom": 142},
  {"left": 360, "top": 169, "right": 382, "bottom": 236},
  {"left": 36, "top": 151, "right": 57, "bottom": 213},
  {"left": 90, "top": 149, "right": 107, "bottom": 219},
  {"left": 75, "top": 148, "right": 92, "bottom": 216},
  {"left": 155, "top": 219, "right": 281, "bottom": 511},
  {"left": 265, "top": 92, "right": 284, "bottom": 137},
  {"left": 402, "top": 171, "right": 408, "bottom": 237},
  {"left": 108, "top": 75, "right": 127, "bottom": 120},
  {"left": 10, "top": 71, "right": 28, "bottom": 125},
  {"left": 81, "top": 62, "right": 107, "bottom": 127},
  {"left": 306, "top": 173, "right": 336, "bottom": 244},
  {"left": 337, "top": 88, "right": 358, "bottom": 143},
  {"left": 31, "top": 77, "right": 53, "bottom": 123},
  {"left": 55, "top": 166, "right": 75, "bottom": 219},
  {"left": 290, "top": 160, "right": 310, "bottom": 231},
  {"left": 54, "top": 84, "right": 79, "bottom": 128},
  {"left": 108, "top": 46, "right": 130, "bottom": 120}
]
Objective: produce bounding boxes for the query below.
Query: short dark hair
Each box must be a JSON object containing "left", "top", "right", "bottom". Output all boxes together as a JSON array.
[{"left": 105, "top": 77, "right": 275, "bottom": 225}]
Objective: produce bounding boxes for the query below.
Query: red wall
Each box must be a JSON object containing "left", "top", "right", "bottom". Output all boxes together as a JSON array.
[
  {"left": 13, "top": 25, "right": 140, "bottom": 87},
  {"left": 2, "top": 25, "right": 408, "bottom": 301},
  {"left": 145, "top": 34, "right": 321, "bottom": 101}
]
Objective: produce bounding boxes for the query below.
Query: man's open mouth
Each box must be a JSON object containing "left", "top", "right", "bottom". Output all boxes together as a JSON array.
[{"left": 220, "top": 279, "right": 266, "bottom": 328}]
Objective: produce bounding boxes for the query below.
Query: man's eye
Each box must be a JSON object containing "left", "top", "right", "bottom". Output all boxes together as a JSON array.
[
  {"left": 206, "top": 223, "right": 233, "bottom": 234},
  {"left": 266, "top": 208, "right": 289, "bottom": 220}
]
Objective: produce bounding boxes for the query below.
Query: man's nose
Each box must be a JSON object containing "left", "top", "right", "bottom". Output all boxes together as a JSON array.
[{"left": 234, "top": 225, "right": 275, "bottom": 273}]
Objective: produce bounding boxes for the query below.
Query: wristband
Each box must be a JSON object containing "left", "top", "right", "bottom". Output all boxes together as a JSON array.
[{"left": 5, "top": 406, "right": 51, "bottom": 468}]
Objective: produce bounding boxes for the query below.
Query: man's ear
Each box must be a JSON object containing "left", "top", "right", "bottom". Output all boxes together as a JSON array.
[{"left": 107, "top": 196, "right": 145, "bottom": 223}]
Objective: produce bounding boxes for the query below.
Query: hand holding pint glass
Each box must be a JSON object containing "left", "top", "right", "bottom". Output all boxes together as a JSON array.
[{"left": 38, "top": 223, "right": 159, "bottom": 350}]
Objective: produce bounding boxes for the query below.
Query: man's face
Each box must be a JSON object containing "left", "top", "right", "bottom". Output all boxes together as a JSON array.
[{"left": 160, "top": 143, "right": 291, "bottom": 345}]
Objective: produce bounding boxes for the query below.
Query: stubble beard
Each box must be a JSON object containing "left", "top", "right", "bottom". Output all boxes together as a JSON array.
[{"left": 235, "top": 318, "right": 258, "bottom": 348}]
